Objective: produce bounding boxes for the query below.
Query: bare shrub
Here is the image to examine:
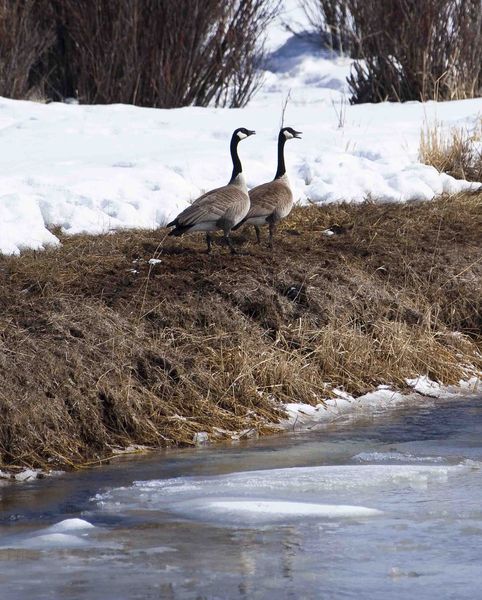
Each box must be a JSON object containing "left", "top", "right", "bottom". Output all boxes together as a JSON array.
[
  {"left": 303, "top": 0, "right": 482, "bottom": 103},
  {"left": 420, "top": 118, "right": 482, "bottom": 182},
  {"left": 0, "top": 0, "right": 55, "bottom": 100},
  {"left": 46, "top": 0, "right": 277, "bottom": 108},
  {"left": 300, "top": 0, "right": 359, "bottom": 55}
]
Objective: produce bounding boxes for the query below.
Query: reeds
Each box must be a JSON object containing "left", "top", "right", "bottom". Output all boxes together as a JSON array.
[{"left": 420, "top": 118, "right": 482, "bottom": 182}]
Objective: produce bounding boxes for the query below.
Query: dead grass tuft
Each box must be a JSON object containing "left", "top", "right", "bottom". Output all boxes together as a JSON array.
[
  {"left": 420, "top": 118, "right": 482, "bottom": 182},
  {"left": 0, "top": 192, "right": 481, "bottom": 469}
]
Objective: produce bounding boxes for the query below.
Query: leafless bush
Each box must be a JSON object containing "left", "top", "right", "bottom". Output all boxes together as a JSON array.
[
  {"left": 0, "top": 0, "right": 55, "bottom": 100},
  {"left": 0, "top": 0, "right": 276, "bottom": 107},
  {"left": 46, "top": 0, "right": 277, "bottom": 108},
  {"left": 300, "top": 0, "right": 359, "bottom": 55},
  {"left": 302, "top": 0, "right": 482, "bottom": 103}
]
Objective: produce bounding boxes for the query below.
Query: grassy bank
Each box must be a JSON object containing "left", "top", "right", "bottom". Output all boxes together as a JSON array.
[{"left": 1, "top": 192, "right": 481, "bottom": 470}]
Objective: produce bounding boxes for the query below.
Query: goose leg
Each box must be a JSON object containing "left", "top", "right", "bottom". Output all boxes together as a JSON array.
[
  {"left": 206, "top": 233, "right": 213, "bottom": 254},
  {"left": 223, "top": 230, "right": 237, "bottom": 255},
  {"left": 268, "top": 222, "right": 276, "bottom": 249},
  {"left": 254, "top": 225, "right": 262, "bottom": 244}
]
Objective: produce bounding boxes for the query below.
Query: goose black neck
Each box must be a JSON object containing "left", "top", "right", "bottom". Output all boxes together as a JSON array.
[
  {"left": 230, "top": 135, "right": 243, "bottom": 182},
  {"left": 275, "top": 133, "right": 287, "bottom": 179}
]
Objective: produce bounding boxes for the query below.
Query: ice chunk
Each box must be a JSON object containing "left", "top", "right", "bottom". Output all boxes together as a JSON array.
[
  {"left": 46, "top": 518, "right": 95, "bottom": 533},
  {"left": 203, "top": 499, "right": 382, "bottom": 519}
]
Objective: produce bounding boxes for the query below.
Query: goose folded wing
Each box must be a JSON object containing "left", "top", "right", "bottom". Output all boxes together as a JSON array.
[
  {"left": 177, "top": 185, "right": 247, "bottom": 226},
  {"left": 248, "top": 181, "right": 291, "bottom": 218}
]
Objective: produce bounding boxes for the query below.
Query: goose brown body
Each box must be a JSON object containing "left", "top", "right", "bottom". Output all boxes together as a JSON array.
[
  {"left": 233, "top": 127, "right": 301, "bottom": 247},
  {"left": 169, "top": 178, "right": 250, "bottom": 234},
  {"left": 167, "top": 127, "right": 255, "bottom": 254},
  {"left": 245, "top": 174, "right": 293, "bottom": 227}
]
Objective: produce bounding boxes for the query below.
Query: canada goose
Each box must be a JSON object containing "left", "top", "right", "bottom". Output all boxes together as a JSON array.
[
  {"left": 233, "top": 126, "right": 301, "bottom": 247},
  {"left": 167, "top": 127, "right": 256, "bottom": 254}
]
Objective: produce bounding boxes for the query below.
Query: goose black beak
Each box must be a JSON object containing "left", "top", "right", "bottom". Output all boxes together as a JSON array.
[
  {"left": 247, "top": 130, "right": 256, "bottom": 136},
  {"left": 293, "top": 130, "right": 302, "bottom": 139}
]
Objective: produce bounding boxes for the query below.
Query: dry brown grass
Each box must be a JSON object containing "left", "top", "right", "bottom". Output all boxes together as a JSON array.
[
  {"left": 0, "top": 192, "right": 481, "bottom": 469},
  {"left": 420, "top": 118, "right": 482, "bottom": 182}
]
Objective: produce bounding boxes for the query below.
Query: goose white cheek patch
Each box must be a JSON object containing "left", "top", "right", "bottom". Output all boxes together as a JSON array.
[{"left": 237, "top": 132, "right": 248, "bottom": 139}]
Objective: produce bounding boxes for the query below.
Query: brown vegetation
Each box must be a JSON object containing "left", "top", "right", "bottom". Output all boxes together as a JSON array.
[
  {"left": 303, "top": 0, "right": 482, "bottom": 103},
  {"left": 420, "top": 118, "right": 482, "bottom": 183},
  {"left": 0, "top": 0, "right": 276, "bottom": 108},
  {"left": 0, "top": 193, "right": 481, "bottom": 470},
  {"left": 0, "top": 0, "right": 55, "bottom": 100}
]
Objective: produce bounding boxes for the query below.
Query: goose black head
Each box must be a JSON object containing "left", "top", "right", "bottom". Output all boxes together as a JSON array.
[
  {"left": 281, "top": 127, "right": 302, "bottom": 140},
  {"left": 233, "top": 127, "right": 256, "bottom": 141}
]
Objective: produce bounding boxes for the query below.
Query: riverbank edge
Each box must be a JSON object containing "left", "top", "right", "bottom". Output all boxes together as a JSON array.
[
  {"left": 1, "top": 375, "right": 479, "bottom": 482},
  {"left": 0, "top": 193, "right": 481, "bottom": 471}
]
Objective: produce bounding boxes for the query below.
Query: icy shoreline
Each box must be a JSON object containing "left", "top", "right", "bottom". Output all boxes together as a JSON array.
[
  {"left": 282, "top": 376, "right": 480, "bottom": 431},
  {"left": 2, "top": 377, "right": 478, "bottom": 484}
]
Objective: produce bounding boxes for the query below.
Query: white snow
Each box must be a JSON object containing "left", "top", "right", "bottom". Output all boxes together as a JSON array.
[
  {"left": 0, "top": 518, "right": 96, "bottom": 550},
  {"left": 0, "top": 1, "right": 481, "bottom": 254},
  {"left": 283, "top": 387, "right": 407, "bottom": 429},
  {"left": 46, "top": 518, "right": 95, "bottom": 532},
  {"left": 406, "top": 375, "right": 443, "bottom": 397},
  {"left": 14, "top": 468, "right": 43, "bottom": 482}
]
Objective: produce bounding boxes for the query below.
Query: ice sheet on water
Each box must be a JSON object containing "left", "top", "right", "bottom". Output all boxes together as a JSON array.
[
  {"left": 12, "top": 533, "right": 90, "bottom": 550},
  {"left": 195, "top": 499, "right": 381, "bottom": 519},
  {"left": 156, "top": 498, "right": 383, "bottom": 525},
  {"left": 95, "top": 462, "right": 477, "bottom": 522},
  {"left": 353, "top": 451, "right": 445, "bottom": 464}
]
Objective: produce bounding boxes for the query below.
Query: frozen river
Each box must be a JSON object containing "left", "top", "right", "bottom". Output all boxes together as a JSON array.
[{"left": 0, "top": 395, "right": 481, "bottom": 599}]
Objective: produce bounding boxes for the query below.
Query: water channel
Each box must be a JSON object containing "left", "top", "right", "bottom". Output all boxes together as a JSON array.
[{"left": 0, "top": 395, "right": 481, "bottom": 599}]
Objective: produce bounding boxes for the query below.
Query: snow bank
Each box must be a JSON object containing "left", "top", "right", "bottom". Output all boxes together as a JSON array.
[{"left": 1, "top": 2, "right": 481, "bottom": 254}]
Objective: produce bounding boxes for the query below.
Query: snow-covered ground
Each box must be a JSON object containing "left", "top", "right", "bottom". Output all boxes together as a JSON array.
[{"left": 0, "top": 1, "right": 481, "bottom": 254}]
